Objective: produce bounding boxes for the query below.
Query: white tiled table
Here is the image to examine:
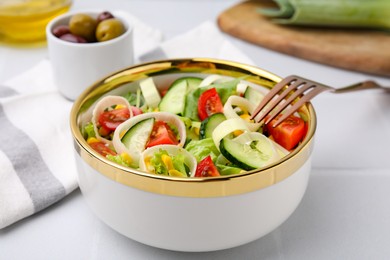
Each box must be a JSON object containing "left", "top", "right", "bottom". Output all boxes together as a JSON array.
[{"left": 1, "top": 1, "right": 390, "bottom": 259}]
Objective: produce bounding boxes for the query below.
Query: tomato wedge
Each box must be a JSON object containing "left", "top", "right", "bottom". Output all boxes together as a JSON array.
[
  {"left": 98, "top": 108, "right": 130, "bottom": 131},
  {"left": 195, "top": 156, "right": 220, "bottom": 177},
  {"left": 198, "top": 88, "right": 223, "bottom": 121},
  {"left": 266, "top": 115, "right": 306, "bottom": 150},
  {"left": 89, "top": 141, "right": 116, "bottom": 157},
  {"left": 146, "top": 121, "right": 179, "bottom": 148},
  {"left": 131, "top": 106, "right": 143, "bottom": 116}
]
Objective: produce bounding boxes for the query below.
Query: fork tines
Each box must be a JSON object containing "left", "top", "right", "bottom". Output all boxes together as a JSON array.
[{"left": 250, "top": 75, "right": 327, "bottom": 127}]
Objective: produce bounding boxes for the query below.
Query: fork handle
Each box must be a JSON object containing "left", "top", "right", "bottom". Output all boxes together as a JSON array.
[{"left": 333, "top": 81, "right": 386, "bottom": 94}]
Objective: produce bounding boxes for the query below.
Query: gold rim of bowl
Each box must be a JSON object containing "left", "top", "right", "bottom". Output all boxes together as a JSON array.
[{"left": 70, "top": 58, "right": 316, "bottom": 198}]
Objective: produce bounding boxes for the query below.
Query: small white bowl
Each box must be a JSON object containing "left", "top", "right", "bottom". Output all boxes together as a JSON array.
[
  {"left": 70, "top": 58, "right": 316, "bottom": 252},
  {"left": 46, "top": 10, "right": 134, "bottom": 100}
]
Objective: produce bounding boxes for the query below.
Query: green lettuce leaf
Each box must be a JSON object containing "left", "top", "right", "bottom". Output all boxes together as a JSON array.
[
  {"left": 81, "top": 122, "right": 95, "bottom": 139},
  {"left": 216, "top": 164, "right": 243, "bottom": 176},
  {"left": 124, "top": 89, "right": 145, "bottom": 107},
  {"left": 185, "top": 138, "right": 220, "bottom": 162},
  {"left": 149, "top": 149, "right": 189, "bottom": 176},
  {"left": 171, "top": 153, "right": 189, "bottom": 177},
  {"left": 150, "top": 149, "right": 169, "bottom": 175},
  {"left": 106, "top": 154, "right": 131, "bottom": 167}
]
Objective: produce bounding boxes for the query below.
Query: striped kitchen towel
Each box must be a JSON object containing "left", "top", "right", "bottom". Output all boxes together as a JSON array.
[
  {"left": 0, "top": 20, "right": 253, "bottom": 229},
  {"left": 0, "top": 11, "right": 163, "bottom": 229},
  {"left": 0, "top": 62, "right": 76, "bottom": 229}
]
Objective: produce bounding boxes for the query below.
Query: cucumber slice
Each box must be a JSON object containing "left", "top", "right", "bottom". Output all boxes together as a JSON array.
[
  {"left": 219, "top": 137, "right": 274, "bottom": 170},
  {"left": 179, "top": 77, "right": 202, "bottom": 92},
  {"left": 121, "top": 117, "right": 155, "bottom": 153},
  {"left": 170, "top": 77, "right": 202, "bottom": 93},
  {"left": 244, "top": 86, "right": 264, "bottom": 105},
  {"left": 199, "top": 113, "right": 226, "bottom": 139},
  {"left": 158, "top": 80, "right": 187, "bottom": 115}
]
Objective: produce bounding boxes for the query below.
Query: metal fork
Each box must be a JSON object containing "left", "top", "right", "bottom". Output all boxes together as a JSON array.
[{"left": 251, "top": 75, "right": 390, "bottom": 127}]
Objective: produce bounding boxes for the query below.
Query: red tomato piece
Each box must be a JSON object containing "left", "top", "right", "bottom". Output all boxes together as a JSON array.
[
  {"left": 266, "top": 115, "right": 306, "bottom": 150},
  {"left": 131, "top": 106, "right": 143, "bottom": 116},
  {"left": 98, "top": 125, "right": 111, "bottom": 137},
  {"left": 98, "top": 108, "right": 130, "bottom": 131},
  {"left": 195, "top": 156, "right": 220, "bottom": 177},
  {"left": 160, "top": 88, "right": 168, "bottom": 97},
  {"left": 146, "top": 121, "right": 179, "bottom": 148},
  {"left": 198, "top": 88, "right": 223, "bottom": 121},
  {"left": 89, "top": 141, "right": 116, "bottom": 157}
]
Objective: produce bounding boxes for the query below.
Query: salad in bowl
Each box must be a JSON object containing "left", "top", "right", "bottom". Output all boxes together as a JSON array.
[{"left": 81, "top": 73, "right": 307, "bottom": 178}]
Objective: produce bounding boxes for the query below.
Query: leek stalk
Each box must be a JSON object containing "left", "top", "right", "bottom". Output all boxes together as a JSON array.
[{"left": 258, "top": 0, "right": 390, "bottom": 30}]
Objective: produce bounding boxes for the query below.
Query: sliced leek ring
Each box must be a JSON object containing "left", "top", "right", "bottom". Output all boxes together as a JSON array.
[
  {"left": 139, "top": 144, "right": 197, "bottom": 177},
  {"left": 112, "top": 112, "right": 186, "bottom": 167},
  {"left": 223, "top": 95, "right": 262, "bottom": 132},
  {"left": 92, "top": 95, "right": 133, "bottom": 145},
  {"left": 212, "top": 118, "right": 249, "bottom": 151}
]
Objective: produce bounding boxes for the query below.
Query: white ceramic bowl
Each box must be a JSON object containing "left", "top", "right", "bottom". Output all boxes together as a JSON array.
[
  {"left": 70, "top": 58, "right": 316, "bottom": 252},
  {"left": 46, "top": 10, "right": 134, "bottom": 100}
]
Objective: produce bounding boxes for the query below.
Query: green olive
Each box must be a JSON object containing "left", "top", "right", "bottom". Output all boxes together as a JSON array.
[
  {"left": 95, "top": 18, "right": 125, "bottom": 42},
  {"left": 69, "top": 14, "right": 97, "bottom": 42}
]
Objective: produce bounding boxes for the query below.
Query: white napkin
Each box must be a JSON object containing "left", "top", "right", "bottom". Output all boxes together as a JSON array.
[
  {"left": 0, "top": 20, "right": 253, "bottom": 229},
  {"left": 0, "top": 13, "right": 162, "bottom": 229},
  {"left": 140, "top": 21, "right": 254, "bottom": 65}
]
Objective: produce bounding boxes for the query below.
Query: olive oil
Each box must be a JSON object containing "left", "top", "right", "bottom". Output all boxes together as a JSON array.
[{"left": 0, "top": 0, "right": 72, "bottom": 47}]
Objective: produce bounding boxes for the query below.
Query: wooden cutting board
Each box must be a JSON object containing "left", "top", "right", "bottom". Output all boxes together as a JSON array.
[{"left": 217, "top": 0, "right": 390, "bottom": 77}]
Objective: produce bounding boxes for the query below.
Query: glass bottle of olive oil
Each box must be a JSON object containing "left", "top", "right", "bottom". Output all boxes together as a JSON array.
[{"left": 0, "top": 0, "right": 72, "bottom": 47}]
